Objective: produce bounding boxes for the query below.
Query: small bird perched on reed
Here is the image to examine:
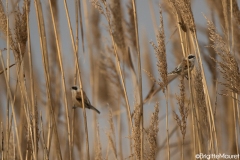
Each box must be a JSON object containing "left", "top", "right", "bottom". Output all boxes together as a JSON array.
[
  {"left": 144, "top": 54, "right": 196, "bottom": 103},
  {"left": 71, "top": 86, "right": 100, "bottom": 114}
]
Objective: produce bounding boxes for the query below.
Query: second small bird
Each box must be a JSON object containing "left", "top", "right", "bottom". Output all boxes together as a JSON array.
[{"left": 71, "top": 86, "right": 100, "bottom": 114}]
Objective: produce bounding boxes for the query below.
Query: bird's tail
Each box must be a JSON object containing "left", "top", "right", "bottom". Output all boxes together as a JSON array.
[{"left": 90, "top": 105, "right": 100, "bottom": 114}]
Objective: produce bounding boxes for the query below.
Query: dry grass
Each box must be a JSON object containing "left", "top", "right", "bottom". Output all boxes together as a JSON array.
[{"left": 0, "top": 0, "right": 240, "bottom": 160}]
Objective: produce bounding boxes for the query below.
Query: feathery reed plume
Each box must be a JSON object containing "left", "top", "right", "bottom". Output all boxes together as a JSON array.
[
  {"left": 110, "top": 0, "right": 127, "bottom": 60},
  {"left": 132, "top": 102, "right": 141, "bottom": 159},
  {"left": 90, "top": 0, "right": 105, "bottom": 16},
  {"left": 173, "top": 75, "right": 188, "bottom": 140},
  {"left": 207, "top": 19, "right": 240, "bottom": 93},
  {"left": 0, "top": 1, "right": 17, "bottom": 59},
  {"left": 106, "top": 109, "right": 117, "bottom": 159},
  {"left": 169, "top": 0, "right": 195, "bottom": 32},
  {"left": 203, "top": 27, "right": 217, "bottom": 84},
  {"left": 90, "top": 6, "right": 101, "bottom": 50},
  {"left": 14, "top": 0, "right": 30, "bottom": 57},
  {"left": 126, "top": 0, "right": 137, "bottom": 52},
  {"left": 193, "top": 68, "right": 209, "bottom": 152},
  {"left": 149, "top": 9, "right": 167, "bottom": 91},
  {"left": 205, "top": 1, "right": 225, "bottom": 28},
  {"left": 99, "top": 47, "right": 123, "bottom": 109},
  {"left": 95, "top": 123, "right": 103, "bottom": 160},
  {"left": 173, "top": 75, "right": 189, "bottom": 159},
  {"left": 232, "top": 0, "right": 240, "bottom": 27},
  {"left": 142, "top": 33, "right": 155, "bottom": 88},
  {"left": 194, "top": 69, "right": 208, "bottom": 126},
  {"left": 145, "top": 102, "right": 159, "bottom": 160},
  {"left": 91, "top": 0, "right": 133, "bottom": 122}
]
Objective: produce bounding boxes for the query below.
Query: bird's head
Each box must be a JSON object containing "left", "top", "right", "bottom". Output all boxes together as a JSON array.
[
  {"left": 187, "top": 54, "right": 196, "bottom": 63},
  {"left": 71, "top": 85, "right": 79, "bottom": 92}
]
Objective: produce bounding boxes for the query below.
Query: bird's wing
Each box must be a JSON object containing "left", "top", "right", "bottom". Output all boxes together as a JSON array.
[
  {"left": 76, "top": 91, "right": 100, "bottom": 114},
  {"left": 76, "top": 91, "right": 93, "bottom": 107},
  {"left": 76, "top": 92, "right": 83, "bottom": 102}
]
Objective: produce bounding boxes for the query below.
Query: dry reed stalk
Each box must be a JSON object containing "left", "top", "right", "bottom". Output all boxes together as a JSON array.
[
  {"left": 48, "top": 1, "right": 73, "bottom": 159},
  {"left": 26, "top": 1, "right": 39, "bottom": 158},
  {"left": 168, "top": 0, "right": 217, "bottom": 156},
  {"left": 117, "top": 98, "right": 123, "bottom": 159},
  {"left": 88, "top": 5, "right": 100, "bottom": 159},
  {"left": 64, "top": 0, "right": 98, "bottom": 158},
  {"left": 78, "top": 0, "right": 84, "bottom": 55},
  {"left": 17, "top": 49, "right": 38, "bottom": 160},
  {"left": 207, "top": 15, "right": 240, "bottom": 154},
  {"left": 47, "top": 0, "right": 62, "bottom": 135},
  {"left": 129, "top": 1, "right": 144, "bottom": 158},
  {"left": 71, "top": 0, "right": 80, "bottom": 158},
  {"left": 191, "top": 17, "right": 217, "bottom": 155},
  {"left": 95, "top": 123, "right": 102, "bottom": 160},
  {"left": 148, "top": 8, "right": 169, "bottom": 160},
  {"left": 0, "top": 50, "right": 22, "bottom": 160},
  {"left": 33, "top": 0, "right": 62, "bottom": 159},
  {"left": 1, "top": 122, "right": 3, "bottom": 160},
  {"left": 193, "top": 69, "right": 209, "bottom": 154},
  {"left": 146, "top": 102, "right": 159, "bottom": 160},
  {"left": 91, "top": 0, "right": 133, "bottom": 131},
  {"left": 106, "top": 109, "right": 117, "bottom": 159},
  {"left": 5, "top": 2, "right": 10, "bottom": 160},
  {"left": 4, "top": 60, "right": 22, "bottom": 160},
  {"left": 71, "top": 0, "right": 84, "bottom": 158},
  {"left": 231, "top": 1, "right": 240, "bottom": 155},
  {"left": 40, "top": 112, "right": 47, "bottom": 160},
  {"left": 173, "top": 75, "right": 189, "bottom": 160},
  {"left": 99, "top": 48, "right": 132, "bottom": 157}
]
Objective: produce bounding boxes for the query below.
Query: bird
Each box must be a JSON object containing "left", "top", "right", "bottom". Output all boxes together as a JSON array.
[
  {"left": 71, "top": 86, "right": 100, "bottom": 114},
  {"left": 144, "top": 54, "right": 196, "bottom": 103}
]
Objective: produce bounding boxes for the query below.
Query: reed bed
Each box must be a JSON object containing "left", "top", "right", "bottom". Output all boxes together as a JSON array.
[{"left": 0, "top": 0, "right": 239, "bottom": 159}]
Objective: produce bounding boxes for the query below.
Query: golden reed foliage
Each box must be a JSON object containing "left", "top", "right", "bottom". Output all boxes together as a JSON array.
[{"left": 0, "top": 0, "right": 240, "bottom": 160}]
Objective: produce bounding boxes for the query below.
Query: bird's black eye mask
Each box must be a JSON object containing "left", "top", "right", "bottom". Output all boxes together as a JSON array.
[
  {"left": 72, "top": 86, "right": 78, "bottom": 90},
  {"left": 188, "top": 55, "right": 195, "bottom": 59}
]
